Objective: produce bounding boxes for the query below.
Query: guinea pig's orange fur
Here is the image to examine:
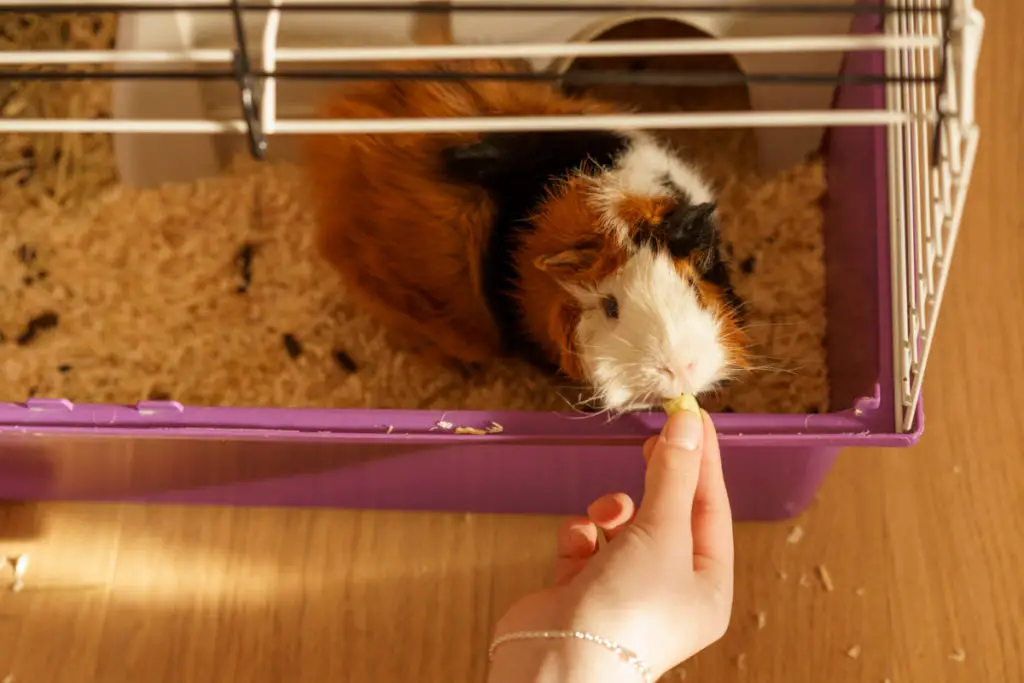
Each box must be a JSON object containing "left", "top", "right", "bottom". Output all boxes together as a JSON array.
[
  {"left": 303, "top": 58, "right": 624, "bottom": 367},
  {"left": 614, "top": 194, "right": 677, "bottom": 229},
  {"left": 683, "top": 263, "right": 752, "bottom": 373},
  {"left": 515, "top": 176, "right": 628, "bottom": 380}
]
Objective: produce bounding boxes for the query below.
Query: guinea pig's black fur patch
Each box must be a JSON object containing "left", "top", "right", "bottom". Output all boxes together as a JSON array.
[
  {"left": 632, "top": 201, "right": 719, "bottom": 263},
  {"left": 442, "top": 130, "right": 628, "bottom": 196},
  {"left": 665, "top": 202, "right": 719, "bottom": 262},
  {"left": 703, "top": 257, "right": 746, "bottom": 322},
  {"left": 633, "top": 202, "right": 746, "bottom": 322},
  {"left": 442, "top": 130, "right": 630, "bottom": 369}
]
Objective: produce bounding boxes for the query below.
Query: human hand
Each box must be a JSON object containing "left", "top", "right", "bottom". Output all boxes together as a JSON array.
[{"left": 486, "top": 408, "right": 734, "bottom": 683}]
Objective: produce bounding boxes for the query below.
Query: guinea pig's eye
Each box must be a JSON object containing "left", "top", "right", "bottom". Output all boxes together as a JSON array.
[{"left": 601, "top": 295, "right": 619, "bottom": 320}]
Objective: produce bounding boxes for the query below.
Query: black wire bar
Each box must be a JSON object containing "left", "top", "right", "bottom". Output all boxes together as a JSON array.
[
  {"left": 0, "top": 68, "right": 941, "bottom": 88},
  {"left": 1, "top": 2, "right": 947, "bottom": 15},
  {"left": 929, "top": 0, "right": 954, "bottom": 167},
  {"left": 227, "top": 0, "right": 267, "bottom": 158}
]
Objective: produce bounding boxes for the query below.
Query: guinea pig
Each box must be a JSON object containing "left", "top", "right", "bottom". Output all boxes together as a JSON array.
[{"left": 303, "top": 58, "right": 752, "bottom": 413}]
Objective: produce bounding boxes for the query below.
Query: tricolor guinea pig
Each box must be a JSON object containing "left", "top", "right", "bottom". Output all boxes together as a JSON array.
[{"left": 303, "top": 58, "right": 752, "bottom": 413}]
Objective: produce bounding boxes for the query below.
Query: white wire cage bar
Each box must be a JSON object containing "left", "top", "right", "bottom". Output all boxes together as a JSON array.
[
  {"left": 1, "top": 1, "right": 956, "bottom": 137},
  {"left": 885, "top": 0, "right": 983, "bottom": 432},
  {"left": 0, "top": 34, "right": 944, "bottom": 66},
  {"left": 0, "top": 0, "right": 984, "bottom": 434}
]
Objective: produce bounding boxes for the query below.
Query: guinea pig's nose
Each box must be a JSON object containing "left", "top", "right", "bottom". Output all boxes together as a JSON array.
[
  {"left": 671, "top": 362, "right": 696, "bottom": 380},
  {"left": 660, "top": 363, "right": 696, "bottom": 394}
]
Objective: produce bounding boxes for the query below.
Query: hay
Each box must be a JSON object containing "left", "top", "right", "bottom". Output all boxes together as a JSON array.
[{"left": 0, "top": 14, "right": 829, "bottom": 414}]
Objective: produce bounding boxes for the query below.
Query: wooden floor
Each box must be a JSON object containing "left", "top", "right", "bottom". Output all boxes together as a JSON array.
[{"left": 2, "top": 1, "right": 1022, "bottom": 681}]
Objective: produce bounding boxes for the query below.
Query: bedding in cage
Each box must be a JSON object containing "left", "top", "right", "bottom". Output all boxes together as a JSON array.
[{"left": 0, "top": 0, "right": 983, "bottom": 521}]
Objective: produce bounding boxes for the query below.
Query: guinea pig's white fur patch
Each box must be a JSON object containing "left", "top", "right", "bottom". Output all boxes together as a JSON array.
[
  {"left": 570, "top": 248, "right": 730, "bottom": 413},
  {"left": 589, "top": 131, "right": 716, "bottom": 248}
]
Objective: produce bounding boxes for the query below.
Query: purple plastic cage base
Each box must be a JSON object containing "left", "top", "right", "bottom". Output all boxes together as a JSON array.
[{"left": 0, "top": 4, "right": 923, "bottom": 521}]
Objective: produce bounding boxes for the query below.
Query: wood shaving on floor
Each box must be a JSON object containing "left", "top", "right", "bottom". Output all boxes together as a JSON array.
[
  {"left": 786, "top": 525, "right": 805, "bottom": 544},
  {"left": 816, "top": 564, "right": 835, "bottom": 592},
  {"left": 846, "top": 645, "right": 862, "bottom": 659},
  {"left": 7, "top": 554, "right": 28, "bottom": 593},
  {"left": 756, "top": 611, "right": 767, "bottom": 629},
  {"left": 949, "top": 648, "right": 966, "bottom": 663}
]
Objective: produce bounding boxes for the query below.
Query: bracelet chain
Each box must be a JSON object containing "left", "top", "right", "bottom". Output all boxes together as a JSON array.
[{"left": 488, "top": 630, "right": 654, "bottom": 683}]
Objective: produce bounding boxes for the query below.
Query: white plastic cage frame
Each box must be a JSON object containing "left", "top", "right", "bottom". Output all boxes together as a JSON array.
[{"left": 0, "top": 0, "right": 984, "bottom": 434}]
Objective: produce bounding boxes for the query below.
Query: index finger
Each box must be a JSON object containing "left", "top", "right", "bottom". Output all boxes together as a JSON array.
[{"left": 690, "top": 411, "right": 734, "bottom": 577}]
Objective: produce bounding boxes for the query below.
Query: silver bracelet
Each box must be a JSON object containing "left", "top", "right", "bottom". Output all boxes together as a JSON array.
[{"left": 488, "top": 630, "right": 654, "bottom": 683}]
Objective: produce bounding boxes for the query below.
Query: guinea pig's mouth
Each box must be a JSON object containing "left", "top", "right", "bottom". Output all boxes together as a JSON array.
[
  {"left": 572, "top": 361, "right": 717, "bottom": 415},
  {"left": 572, "top": 386, "right": 694, "bottom": 416},
  {"left": 578, "top": 398, "right": 666, "bottom": 416}
]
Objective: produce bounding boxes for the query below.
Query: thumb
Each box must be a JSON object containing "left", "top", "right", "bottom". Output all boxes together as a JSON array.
[{"left": 633, "top": 407, "right": 708, "bottom": 542}]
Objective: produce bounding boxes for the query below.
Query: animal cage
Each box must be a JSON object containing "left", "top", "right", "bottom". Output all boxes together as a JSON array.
[{"left": 0, "top": 0, "right": 983, "bottom": 520}]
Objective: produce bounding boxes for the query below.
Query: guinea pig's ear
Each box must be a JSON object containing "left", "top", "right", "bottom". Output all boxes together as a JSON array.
[
  {"left": 664, "top": 201, "right": 720, "bottom": 271},
  {"left": 533, "top": 238, "right": 603, "bottom": 279}
]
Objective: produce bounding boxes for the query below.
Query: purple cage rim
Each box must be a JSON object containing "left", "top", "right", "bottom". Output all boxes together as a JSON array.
[{"left": 0, "top": 397, "right": 923, "bottom": 448}]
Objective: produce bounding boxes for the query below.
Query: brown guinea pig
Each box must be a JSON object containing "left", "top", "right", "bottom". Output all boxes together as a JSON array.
[{"left": 303, "top": 58, "right": 752, "bottom": 413}]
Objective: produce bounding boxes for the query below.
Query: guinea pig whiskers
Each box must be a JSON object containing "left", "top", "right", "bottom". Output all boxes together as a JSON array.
[
  {"left": 609, "top": 331, "right": 642, "bottom": 353},
  {"left": 739, "top": 317, "right": 807, "bottom": 329},
  {"left": 742, "top": 361, "right": 802, "bottom": 377},
  {"left": 737, "top": 346, "right": 803, "bottom": 374},
  {"left": 558, "top": 391, "right": 617, "bottom": 421}
]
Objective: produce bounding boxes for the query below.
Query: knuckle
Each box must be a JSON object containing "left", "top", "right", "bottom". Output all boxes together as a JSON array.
[
  {"left": 698, "top": 581, "right": 734, "bottom": 641},
  {"left": 711, "top": 596, "right": 734, "bottom": 640},
  {"left": 711, "top": 606, "right": 732, "bottom": 641}
]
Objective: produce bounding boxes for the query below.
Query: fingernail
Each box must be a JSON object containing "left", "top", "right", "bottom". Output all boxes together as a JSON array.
[
  {"left": 569, "top": 526, "right": 590, "bottom": 549},
  {"left": 662, "top": 409, "right": 703, "bottom": 450},
  {"left": 586, "top": 496, "right": 613, "bottom": 521}
]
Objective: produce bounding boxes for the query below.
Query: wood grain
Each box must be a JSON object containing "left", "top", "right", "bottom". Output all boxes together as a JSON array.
[{"left": 2, "top": 0, "right": 1022, "bottom": 680}]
